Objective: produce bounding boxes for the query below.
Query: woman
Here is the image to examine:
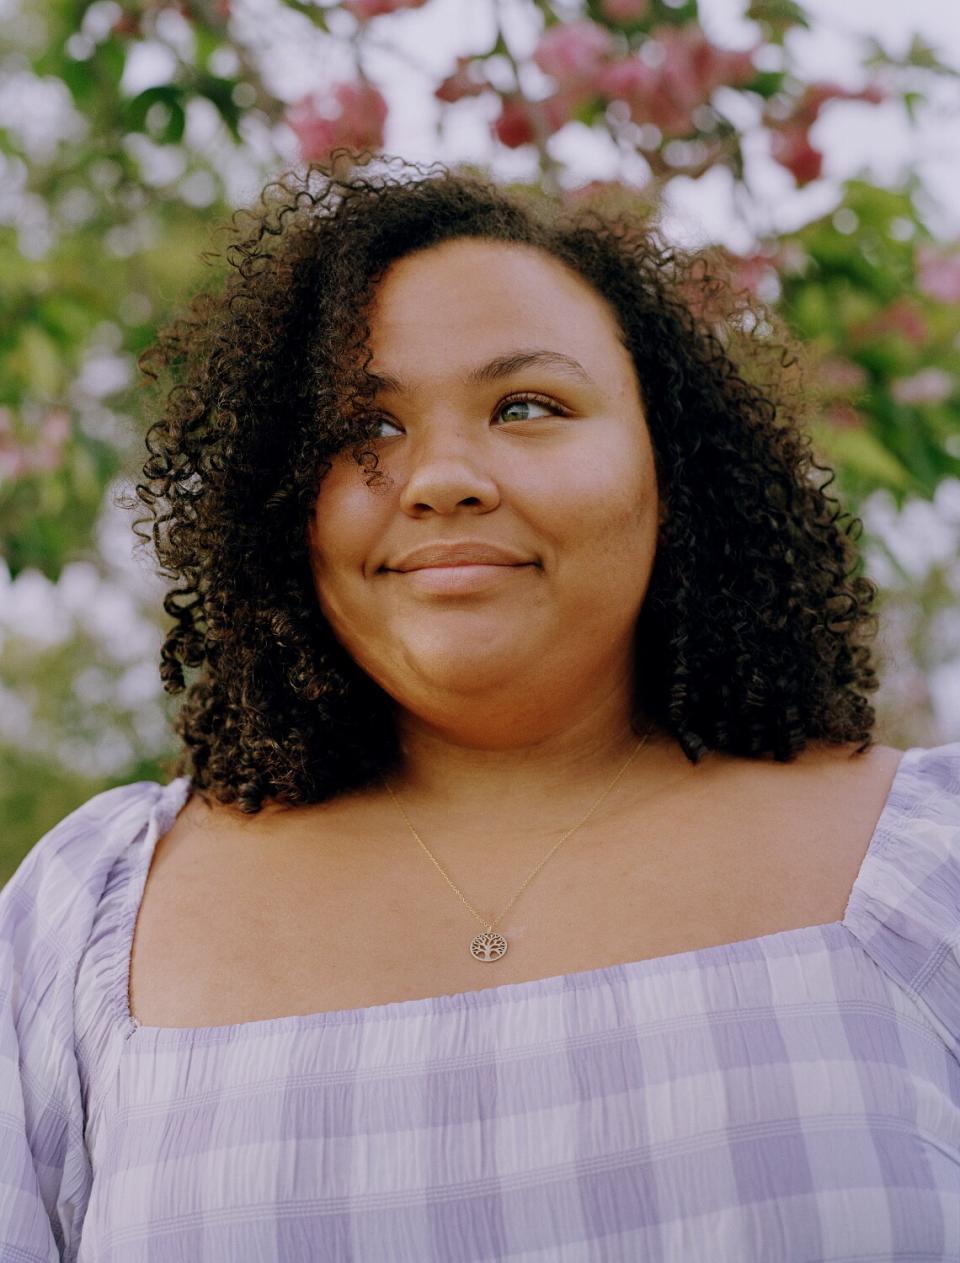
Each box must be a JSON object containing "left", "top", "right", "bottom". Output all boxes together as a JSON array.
[{"left": 2, "top": 159, "right": 958, "bottom": 1261}]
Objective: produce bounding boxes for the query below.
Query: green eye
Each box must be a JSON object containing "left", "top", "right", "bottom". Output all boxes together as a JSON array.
[
  {"left": 367, "top": 415, "right": 402, "bottom": 439},
  {"left": 496, "top": 394, "right": 562, "bottom": 423}
]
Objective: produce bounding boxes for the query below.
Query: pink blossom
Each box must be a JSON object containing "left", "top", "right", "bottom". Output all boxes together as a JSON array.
[
  {"left": 343, "top": 0, "right": 427, "bottom": 19},
  {"left": 435, "top": 56, "right": 488, "bottom": 104},
  {"left": 660, "top": 27, "right": 751, "bottom": 104},
  {"left": 0, "top": 445, "right": 28, "bottom": 481},
  {"left": 601, "top": 0, "right": 649, "bottom": 21},
  {"left": 0, "top": 408, "right": 71, "bottom": 481},
  {"left": 595, "top": 56, "right": 659, "bottom": 104},
  {"left": 724, "top": 251, "right": 778, "bottom": 299},
  {"left": 820, "top": 358, "right": 869, "bottom": 393},
  {"left": 492, "top": 93, "right": 572, "bottom": 148},
  {"left": 597, "top": 50, "right": 694, "bottom": 134},
  {"left": 869, "top": 297, "right": 928, "bottom": 346},
  {"left": 769, "top": 123, "right": 822, "bottom": 185},
  {"left": 597, "top": 29, "right": 756, "bottom": 137},
  {"left": 708, "top": 44, "right": 757, "bottom": 88},
  {"left": 286, "top": 82, "right": 388, "bottom": 161},
  {"left": 39, "top": 408, "right": 70, "bottom": 449},
  {"left": 824, "top": 403, "right": 864, "bottom": 430},
  {"left": 794, "top": 80, "right": 885, "bottom": 126},
  {"left": 891, "top": 368, "right": 953, "bottom": 406},
  {"left": 916, "top": 244, "right": 960, "bottom": 304},
  {"left": 532, "top": 20, "right": 615, "bottom": 87}
]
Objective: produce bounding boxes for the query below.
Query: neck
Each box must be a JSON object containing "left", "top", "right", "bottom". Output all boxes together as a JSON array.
[{"left": 381, "top": 702, "right": 679, "bottom": 845}]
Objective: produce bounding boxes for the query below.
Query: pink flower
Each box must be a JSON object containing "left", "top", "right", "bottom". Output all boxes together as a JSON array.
[
  {"left": 286, "top": 82, "right": 388, "bottom": 160},
  {"left": 659, "top": 27, "right": 755, "bottom": 103},
  {"left": 770, "top": 123, "right": 822, "bottom": 185},
  {"left": 39, "top": 408, "right": 70, "bottom": 448},
  {"left": 794, "top": 80, "right": 885, "bottom": 126},
  {"left": 824, "top": 403, "right": 864, "bottom": 430},
  {"left": 820, "top": 358, "right": 869, "bottom": 393},
  {"left": 725, "top": 251, "right": 778, "bottom": 299},
  {"left": 343, "top": 0, "right": 427, "bottom": 19},
  {"left": 435, "top": 56, "right": 488, "bottom": 104},
  {"left": 765, "top": 80, "right": 884, "bottom": 185},
  {"left": 0, "top": 408, "right": 71, "bottom": 481},
  {"left": 596, "top": 56, "right": 659, "bottom": 104},
  {"left": 601, "top": 0, "right": 649, "bottom": 21},
  {"left": 492, "top": 93, "right": 573, "bottom": 148},
  {"left": 916, "top": 244, "right": 960, "bottom": 304},
  {"left": 532, "top": 20, "right": 615, "bottom": 87},
  {"left": 891, "top": 368, "right": 953, "bottom": 406},
  {"left": 870, "top": 297, "right": 928, "bottom": 346},
  {"left": 597, "top": 50, "right": 694, "bottom": 133},
  {"left": 597, "top": 29, "right": 756, "bottom": 137}
]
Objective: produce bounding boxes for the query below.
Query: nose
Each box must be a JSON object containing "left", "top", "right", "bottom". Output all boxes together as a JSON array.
[{"left": 396, "top": 429, "right": 501, "bottom": 517}]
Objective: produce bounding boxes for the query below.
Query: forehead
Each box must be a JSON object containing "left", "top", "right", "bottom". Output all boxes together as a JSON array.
[{"left": 366, "top": 238, "right": 629, "bottom": 375}]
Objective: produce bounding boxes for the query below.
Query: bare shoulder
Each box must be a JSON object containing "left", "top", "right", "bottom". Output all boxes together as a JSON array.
[
  {"left": 791, "top": 739, "right": 905, "bottom": 790},
  {"left": 717, "top": 739, "right": 906, "bottom": 922},
  {"left": 726, "top": 738, "right": 906, "bottom": 832}
]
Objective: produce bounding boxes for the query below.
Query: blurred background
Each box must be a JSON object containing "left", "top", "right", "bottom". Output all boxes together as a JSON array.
[{"left": 1, "top": 0, "right": 959, "bottom": 880}]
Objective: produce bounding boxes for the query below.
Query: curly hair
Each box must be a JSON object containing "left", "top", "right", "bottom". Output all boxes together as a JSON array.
[{"left": 128, "top": 154, "right": 880, "bottom": 812}]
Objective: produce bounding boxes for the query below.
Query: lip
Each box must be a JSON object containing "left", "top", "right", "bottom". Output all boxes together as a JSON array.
[
  {"left": 394, "top": 563, "right": 532, "bottom": 594},
  {"left": 384, "top": 541, "right": 535, "bottom": 572}
]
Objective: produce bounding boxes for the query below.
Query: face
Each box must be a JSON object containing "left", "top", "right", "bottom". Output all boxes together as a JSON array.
[{"left": 307, "top": 238, "right": 661, "bottom": 737}]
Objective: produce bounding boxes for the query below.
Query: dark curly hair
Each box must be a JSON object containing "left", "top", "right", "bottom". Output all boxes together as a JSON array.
[{"left": 128, "top": 154, "right": 880, "bottom": 812}]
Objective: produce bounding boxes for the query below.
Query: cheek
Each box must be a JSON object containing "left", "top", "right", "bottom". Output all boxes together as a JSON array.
[
  {"left": 310, "top": 466, "right": 384, "bottom": 574},
  {"left": 550, "top": 450, "right": 654, "bottom": 554}
]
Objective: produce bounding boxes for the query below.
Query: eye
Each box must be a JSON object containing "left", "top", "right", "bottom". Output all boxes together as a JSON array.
[
  {"left": 367, "top": 415, "right": 403, "bottom": 439},
  {"left": 495, "top": 393, "right": 566, "bottom": 423}
]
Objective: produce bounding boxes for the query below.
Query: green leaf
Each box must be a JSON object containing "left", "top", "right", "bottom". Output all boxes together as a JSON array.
[
  {"left": 60, "top": 56, "right": 99, "bottom": 108},
  {"left": 96, "top": 37, "right": 127, "bottom": 90},
  {"left": 811, "top": 421, "right": 913, "bottom": 491},
  {"left": 572, "top": 96, "right": 606, "bottom": 127},
  {"left": 37, "top": 295, "right": 97, "bottom": 346},
  {"left": 745, "top": 0, "right": 809, "bottom": 38},
  {"left": 743, "top": 70, "right": 786, "bottom": 99},
  {"left": 124, "top": 85, "right": 183, "bottom": 134},
  {"left": 903, "top": 91, "right": 926, "bottom": 124},
  {"left": 13, "top": 325, "right": 63, "bottom": 398},
  {"left": 196, "top": 75, "right": 242, "bottom": 140}
]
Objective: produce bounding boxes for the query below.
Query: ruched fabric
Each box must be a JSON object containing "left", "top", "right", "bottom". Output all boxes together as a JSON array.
[{"left": 2, "top": 745, "right": 959, "bottom": 1261}]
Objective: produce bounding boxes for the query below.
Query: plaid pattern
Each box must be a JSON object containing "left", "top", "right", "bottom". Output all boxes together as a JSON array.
[{"left": 2, "top": 744, "right": 958, "bottom": 1261}]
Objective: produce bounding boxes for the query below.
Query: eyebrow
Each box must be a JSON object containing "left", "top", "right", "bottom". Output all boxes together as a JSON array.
[{"left": 366, "top": 348, "right": 596, "bottom": 394}]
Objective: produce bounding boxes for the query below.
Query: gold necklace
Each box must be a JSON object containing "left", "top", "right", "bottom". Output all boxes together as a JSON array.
[{"left": 382, "top": 727, "right": 654, "bottom": 962}]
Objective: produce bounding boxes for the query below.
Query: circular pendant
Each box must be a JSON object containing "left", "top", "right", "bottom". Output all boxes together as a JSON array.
[{"left": 470, "top": 930, "right": 508, "bottom": 961}]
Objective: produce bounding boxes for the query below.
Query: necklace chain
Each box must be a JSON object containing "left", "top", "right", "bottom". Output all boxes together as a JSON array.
[{"left": 382, "top": 728, "right": 654, "bottom": 957}]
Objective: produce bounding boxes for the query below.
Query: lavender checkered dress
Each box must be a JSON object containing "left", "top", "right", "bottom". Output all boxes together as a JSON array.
[{"left": 2, "top": 743, "right": 959, "bottom": 1260}]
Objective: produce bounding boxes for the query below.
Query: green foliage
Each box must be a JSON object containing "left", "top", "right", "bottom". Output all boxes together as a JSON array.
[{"left": 777, "top": 181, "right": 960, "bottom": 506}]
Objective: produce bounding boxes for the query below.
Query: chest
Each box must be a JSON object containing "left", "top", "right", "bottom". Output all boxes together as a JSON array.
[{"left": 127, "top": 747, "right": 902, "bottom": 1028}]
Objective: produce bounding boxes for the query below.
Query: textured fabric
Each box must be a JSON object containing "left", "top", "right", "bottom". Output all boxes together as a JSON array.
[{"left": 1, "top": 744, "right": 959, "bottom": 1262}]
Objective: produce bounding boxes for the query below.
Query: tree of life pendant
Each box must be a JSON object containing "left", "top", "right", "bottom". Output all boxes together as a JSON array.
[{"left": 470, "top": 930, "right": 508, "bottom": 961}]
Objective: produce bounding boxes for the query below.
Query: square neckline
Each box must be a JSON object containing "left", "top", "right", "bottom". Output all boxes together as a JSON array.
[{"left": 118, "top": 746, "right": 917, "bottom": 1044}]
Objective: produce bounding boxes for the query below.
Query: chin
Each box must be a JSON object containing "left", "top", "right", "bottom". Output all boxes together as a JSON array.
[{"left": 395, "top": 638, "right": 530, "bottom": 696}]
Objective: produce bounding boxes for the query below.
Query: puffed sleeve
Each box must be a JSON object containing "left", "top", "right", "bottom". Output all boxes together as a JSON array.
[
  {"left": 844, "top": 742, "right": 960, "bottom": 1062},
  {"left": 0, "top": 783, "right": 164, "bottom": 1262}
]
